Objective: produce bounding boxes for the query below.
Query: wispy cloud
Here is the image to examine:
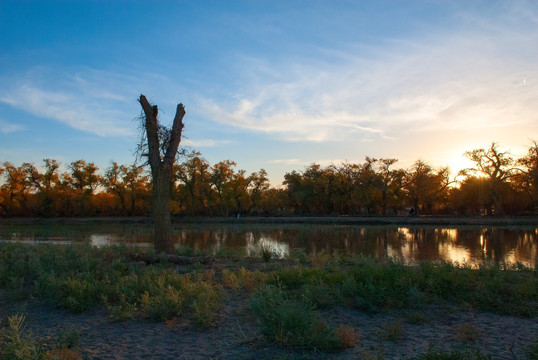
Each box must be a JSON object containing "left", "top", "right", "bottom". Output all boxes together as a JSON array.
[
  {"left": 0, "top": 67, "right": 189, "bottom": 137},
  {"left": 183, "top": 138, "right": 232, "bottom": 147},
  {"left": 268, "top": 158, "right": 304, "bottom": 166},
  {"left": 199, "top": 5, "right": 538, "bottom": 143},
  {"left": 0, "top": 118, "right": 25, "bottom": 134}
]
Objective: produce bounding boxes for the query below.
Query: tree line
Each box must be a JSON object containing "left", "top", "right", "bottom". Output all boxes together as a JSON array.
[{"left": 1, "top": 142, "right": 537, "bottom": 217}]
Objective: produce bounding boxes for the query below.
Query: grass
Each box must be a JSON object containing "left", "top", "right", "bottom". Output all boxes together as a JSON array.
[
  {"left": 0, "top": 314, "right": 82, "bottom": 360},
  {"left": 54, "top": 327, "right": 80, "bottom": 350},
  {"left": 0, "top": 242, "right": 537, "bottom": 356},
  {"left": 103, "top": 294, "right": 137, "bottom": 322},
  {"left": 263, "top": 256, "right": 538, "bottom": 317},
  {"left": 0, "top": 243, "right": 224, "bottom": 328},
  {"left": 335, "top": 325, "right": 361, "bottom": 348},
  {"left": 0, "top": 314, "right": 42, "bottom": 360},
  {"left": 251, "top": 284, "right": 342, "bottom": 352}
]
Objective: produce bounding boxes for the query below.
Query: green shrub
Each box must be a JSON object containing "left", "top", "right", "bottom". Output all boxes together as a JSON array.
[
  {"left": 103, "top": 294, "right": 137, "bottom": 322},
  {"left": 61, "top": 277, "right": 100, "bottom": 313},
  {"left": 0, "top": 314, "right": 42, "bottom": 360},
  {"left": 35, "top": 274, "right": 100, "bottom": 313},
  {"left": 174, "top": 245, "right": 194, "bottom": 257},
  {"left": 288, "top": 249, "right": 308, "bottom": 264},
  {"left": 268, "top": 267, "right": 326, "bottom": 291},
  {"left": 140, "top": 285, "right": 184, "bottom": 321},
  {"left": 55, "top": 327, "right": 80, "bottom": 349},
  {"left": 187, "top": 282, "right": 222, "bottom": 329},
  {"left": 236, "top": 268, "right": 267, "bottom": 291},
  {"left": 251, "top": 285, "right": 342, "bottom": 352},
  {"left": 303, "top": 281, "right": 341, "bottom": 309}
]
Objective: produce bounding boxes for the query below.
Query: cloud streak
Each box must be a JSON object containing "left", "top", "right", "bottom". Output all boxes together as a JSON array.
[
  {"left": 0, "top": 69, "right": 138, "bottom": 137},
  {"left": 182, "top": 138, "right": 232, "bottom": 147},
  {"left": 0, "top": 118, "right": 25, "bottom": 134},
  {"left": 0, "top": 68, "right": 192, "bottom": 138},
  {"left": 199, "top": 7, "right": 538, "bottom": 143}
]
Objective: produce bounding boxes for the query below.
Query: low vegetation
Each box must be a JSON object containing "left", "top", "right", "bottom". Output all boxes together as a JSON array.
[
  {"left": 251, "top": 284, "right": 342, "bottom": 351},
  {"left": 0, "top": 314, "right": 82, "bottom": 360},
  {"left": 0, "top": 242, "right": 537, "bottom": 357}
]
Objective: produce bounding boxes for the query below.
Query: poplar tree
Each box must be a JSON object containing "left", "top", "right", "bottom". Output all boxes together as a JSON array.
[{"left": 138, "top": 94, "right": 186, "bottom": 253}]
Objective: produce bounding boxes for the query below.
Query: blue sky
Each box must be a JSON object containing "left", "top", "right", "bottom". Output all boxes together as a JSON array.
[{"left": 1, "top": 0, "right": 537, "bottom": 185}]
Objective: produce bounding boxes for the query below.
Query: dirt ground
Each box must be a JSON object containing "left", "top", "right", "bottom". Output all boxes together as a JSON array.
[{"left": 2, "top": 289, "right": 537, "bottom": 360}]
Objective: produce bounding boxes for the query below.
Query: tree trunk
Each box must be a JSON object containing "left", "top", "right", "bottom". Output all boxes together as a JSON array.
[
  {"left": 152, "top": 170, "right": 173, "bottom": 253},
  {"left": 139, "top": 94, "right": 185, "bottom": 254}
]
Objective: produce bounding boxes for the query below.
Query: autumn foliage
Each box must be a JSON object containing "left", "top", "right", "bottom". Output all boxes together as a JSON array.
[{"left": 1, "top": 142, "right": 537, "bottom": 217}]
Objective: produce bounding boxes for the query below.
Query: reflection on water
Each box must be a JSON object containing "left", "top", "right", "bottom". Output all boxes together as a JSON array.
[
  {"left": 1, "top": 224, "right": 536, "bottom": 268},
  {"left": 245, "top": 235, "right": 290, "bottom": 259},
  {"left": 89, "top": 234, "right": 152, "bottom": 248}
]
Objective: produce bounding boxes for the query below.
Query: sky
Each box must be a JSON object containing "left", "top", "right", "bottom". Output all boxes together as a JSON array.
[{"left": 0, "top": 0, "right": 537, "bottom": 186}]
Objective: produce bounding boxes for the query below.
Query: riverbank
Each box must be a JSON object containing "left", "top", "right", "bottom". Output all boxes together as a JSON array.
[
  {"left": 2, "top": 215, "right": 538, "bottom": 226},
  {"left": 1, "top": 243, "right": 537, "bottom": 359}
]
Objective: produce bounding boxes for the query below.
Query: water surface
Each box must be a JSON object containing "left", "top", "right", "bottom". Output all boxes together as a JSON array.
[{"left": 1, "top": 222, "right": 536, "bottom": 268}]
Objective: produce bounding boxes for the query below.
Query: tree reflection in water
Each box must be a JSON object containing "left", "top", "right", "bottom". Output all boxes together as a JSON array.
[
  {"left": 172, "top": 225, "right": 536, "bottom": 268},
  {"left": 2, "top": 224, "right": 536, "bottom": 268}
]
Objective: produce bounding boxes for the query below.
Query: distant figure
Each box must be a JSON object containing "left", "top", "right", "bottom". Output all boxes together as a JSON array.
[
  {"left": 237, "top": 213, "right": 240, "bottom": 219},
  {"left": 408, "top": 207, "right": 416, "bottom": 217}
]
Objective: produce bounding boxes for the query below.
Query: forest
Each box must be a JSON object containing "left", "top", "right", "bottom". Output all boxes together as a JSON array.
[{"left": 1, "top": 142, "right": 537, "bottom": 218}]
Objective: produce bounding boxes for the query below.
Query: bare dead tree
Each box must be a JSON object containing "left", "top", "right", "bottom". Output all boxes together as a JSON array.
[{"left": 138, "top": 94, "right": 185, "bottom": 253}]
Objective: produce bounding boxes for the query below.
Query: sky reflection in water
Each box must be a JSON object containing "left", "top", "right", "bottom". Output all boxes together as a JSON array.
[{"left": 2, "top": 225, "right": 536, "bottom": 269}]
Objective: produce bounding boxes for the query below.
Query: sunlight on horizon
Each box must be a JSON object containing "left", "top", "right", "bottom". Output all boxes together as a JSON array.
[{"left": 446, "top": 151, "right": 478, "bottom": 178}]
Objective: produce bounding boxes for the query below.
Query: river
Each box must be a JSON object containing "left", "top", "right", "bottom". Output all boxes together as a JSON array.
[{"left": 1, "top": 219, "right": 536, "bottom": 268}]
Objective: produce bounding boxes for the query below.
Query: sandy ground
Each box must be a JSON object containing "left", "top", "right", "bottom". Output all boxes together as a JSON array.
[{"left": 2, "top": 288, "right": 537, "bottom": 360}]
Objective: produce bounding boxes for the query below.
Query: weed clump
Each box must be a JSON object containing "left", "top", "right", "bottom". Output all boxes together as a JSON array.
[
  {"left": 140, "top": 285, "right": 184, "bottom": 321},
  {"left": 103, "top": 294, "right": 138, "bottom": 322},
  {"left": 0, "top": 314, "right": 82, "bottom": 360},
  {"left": 54, "top": 327, "right": 80, "bottom": 349},
  {"left": 0, "top": 314, "right": 42, "bottom": 360},
  {"left": 335, "top": 325, "right": 360, "bottom": 348},
  {"left": 456, "top": 322, "right": 480, "bottom": 342},
  {"left": 251, "top": 285, "right": 342, "bottom": 352}
]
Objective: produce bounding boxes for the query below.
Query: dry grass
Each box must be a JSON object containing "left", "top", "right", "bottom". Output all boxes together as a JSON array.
[
  {"left": 336, "top": 325, "right": 361, "bottom": 348},
  {"left": 456, "top": 322, "right": 480, "bottom": 342},
  {"left": 236, "top": 267, "right": 267, "bottom": 292},
  {"left": 45, "top": 348, "right": 82, "bottom": 360},
  {"left": 221, "top": 269, "right": 240, "bottom": 289}
]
